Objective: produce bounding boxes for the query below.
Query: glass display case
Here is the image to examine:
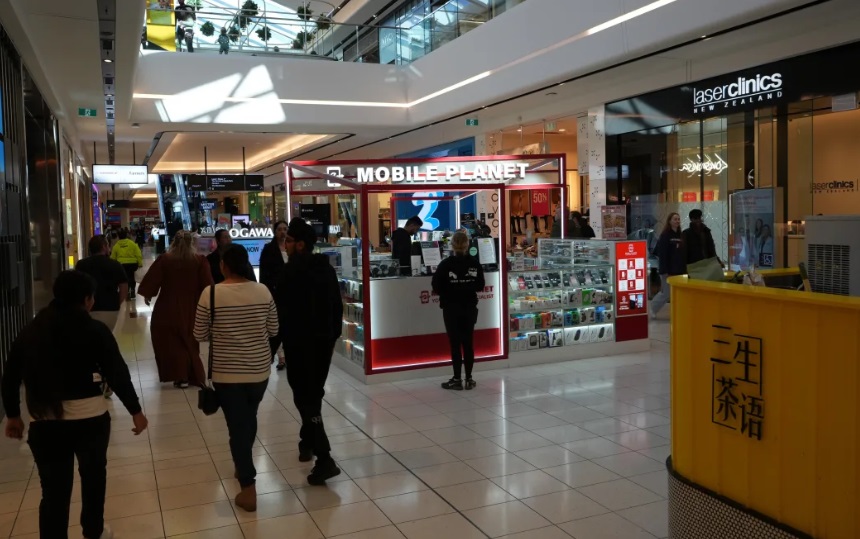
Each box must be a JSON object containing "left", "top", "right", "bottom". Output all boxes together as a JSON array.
[{"left": 507, "top": 239, "right": 616, "bottom": 351}]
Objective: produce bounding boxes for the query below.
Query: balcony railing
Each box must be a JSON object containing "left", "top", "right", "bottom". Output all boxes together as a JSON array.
[{"left": 142, "top": 0, "right": 526, "bottom": 64}]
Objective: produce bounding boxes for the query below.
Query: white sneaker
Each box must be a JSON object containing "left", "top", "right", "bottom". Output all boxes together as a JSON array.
[{"left": 98, "top": 524, "right": 113, "bottom": 539}]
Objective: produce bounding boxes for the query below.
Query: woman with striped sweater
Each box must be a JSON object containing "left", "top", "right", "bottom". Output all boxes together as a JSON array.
[{"left": 193, "top": 244, "right": 279, "bottom": 512}]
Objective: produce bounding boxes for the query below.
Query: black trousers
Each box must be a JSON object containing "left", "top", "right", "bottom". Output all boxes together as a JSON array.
[
  {"left": 28, "top": 413, "right": 111, "bottom": 539},
  {"left": 122, "top": 263, "right": 137, "bottom": 298},
  {"left": 443, "top": 307, "right": 478, "bottom": 379},
  {"left": 214, "top": 380, "right": 268, "bottom": 488},
  {"left": 286, "top": 341, "right": 333, "bottom": 459}
]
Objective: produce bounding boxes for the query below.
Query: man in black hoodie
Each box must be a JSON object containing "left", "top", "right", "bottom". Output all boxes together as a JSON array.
[
  {"left": 682, "top": 208, "right": 721, "bottom": 266},
  {"left": 274, "top": 218, "right": 343, "bottom": 485}
]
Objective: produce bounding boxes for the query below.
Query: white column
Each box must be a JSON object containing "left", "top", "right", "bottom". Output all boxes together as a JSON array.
[{"left": 577, "top": 105, "right": 607, "bottom": 238}]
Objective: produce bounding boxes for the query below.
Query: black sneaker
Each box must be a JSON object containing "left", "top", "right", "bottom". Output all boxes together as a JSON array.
[
  {"left": 307, "top": 459, "right": 341, "bottom": 486},
  {"left": 298, "top": 447, "right": 314, "bottom": 463},
  {"left": 441, "top": 378, "right": 463, "bottom": 390},
  {"left": 465, "top": 378, "right": 477, "bottom": 390}
]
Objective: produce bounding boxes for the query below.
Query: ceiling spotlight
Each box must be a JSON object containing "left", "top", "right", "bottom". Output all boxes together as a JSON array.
[
  {"left": 559, "top": 128, "right": 567, "bottom": 132},
  {"left": 104, "top": 58, "right": 112, "bottom": 63}
]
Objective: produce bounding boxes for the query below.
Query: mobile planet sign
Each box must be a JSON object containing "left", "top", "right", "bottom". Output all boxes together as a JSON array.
[
  {"left": 693, "top": 73, "right": 783, "bottom": 114},
  {"left": 327, "top": 162, "right": 530, "bottom": 185}
]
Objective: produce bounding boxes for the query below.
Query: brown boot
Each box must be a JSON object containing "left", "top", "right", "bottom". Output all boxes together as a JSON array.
[{"left": 235, "top": 484, "right": 257, "bottom": 512}]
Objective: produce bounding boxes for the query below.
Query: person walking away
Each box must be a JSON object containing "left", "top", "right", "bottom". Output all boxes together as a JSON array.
[
  {"left": 110, "top": 229, "right": 142, "bottom": 300},
  {"left": 193, "top": 245, "right": 278, "bottom": 512},
  {"left": 274, "top": 218, "right": 343, "bottom": 485},
  {"left": 650, "top": 213, "right": 685, "bottom": 318},
  {"left": 260, "top": 220, "right": 289, "bottom": 370},
  {"left": 432, "top": 231, "right": 485, "bottom": 390},
  {"left": 77, "top": 235, "right": 128, "bottom": 332},
  {"left": 391, "top": 216, "right": 423, "bottom": 275},
  {"left": 682, "top": 209, "right": 721, "bottom": 266},
  {"left": 1, "top": 271, "right": 148, "bottom": 539},
  {"left": 207, "top": 229, "right": 256, "bottom": 284},
  {"left": 218, "top": 27, "right": 230, "bottom": 54},
  {"left": 139, "top": 230, "right": 213, "bottom": 388}
]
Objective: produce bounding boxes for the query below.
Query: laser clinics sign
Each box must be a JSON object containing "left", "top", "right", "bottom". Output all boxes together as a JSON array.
[{"left": 693, "top": 73, "right": 784, "bottom": 114}]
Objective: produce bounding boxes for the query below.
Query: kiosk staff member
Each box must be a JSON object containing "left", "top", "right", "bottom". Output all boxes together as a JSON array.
[{"left": 391, "top": 216, "right": 423, "bottom": 275}]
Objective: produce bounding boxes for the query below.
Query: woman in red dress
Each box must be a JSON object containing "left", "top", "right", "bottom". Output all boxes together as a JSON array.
[{"left": 139, "top": 230, "right": 213, "bottom": 388}]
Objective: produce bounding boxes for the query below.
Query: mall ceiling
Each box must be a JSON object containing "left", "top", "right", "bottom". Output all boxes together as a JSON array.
[{"left": 1, "top": 0, "right": 858, "bottom": 177}]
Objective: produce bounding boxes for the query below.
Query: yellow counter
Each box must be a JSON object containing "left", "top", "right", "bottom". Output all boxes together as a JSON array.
[{"left": 669, "top": 275, "right": 860, "bottom": 538}]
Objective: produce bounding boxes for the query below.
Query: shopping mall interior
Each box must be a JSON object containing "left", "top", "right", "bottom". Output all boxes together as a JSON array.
[{"left": 0, "top": 0, "right": 859, "bottom": 537}]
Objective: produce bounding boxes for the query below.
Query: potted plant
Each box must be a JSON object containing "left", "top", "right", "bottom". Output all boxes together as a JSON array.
[
  {"left": 238, "top": 0, "right": 259, "bottom": 29},
  {"left": 228, "top": 25, "right": 241, "bottom": 43},
  {"left": 291, "top": 30, "right": 312, "bottom": 49},
  {"left": 316, "top": 14, "right": 332, "bottom": 31},
  {"left": 296, "top": 3, "right": 313, "bottom": 21},
  {"left": 200, "top": 20, "right": 215, "bottom": 36},
  {"left": 255, "top": 25, "right": 272, "bottom": 42}
]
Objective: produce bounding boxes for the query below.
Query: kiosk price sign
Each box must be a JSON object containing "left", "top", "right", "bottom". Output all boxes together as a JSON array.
[{"left": 615, "top": 241, "right": 648, "bottom": 316}]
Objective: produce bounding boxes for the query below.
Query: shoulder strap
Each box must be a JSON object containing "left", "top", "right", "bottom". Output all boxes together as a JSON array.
[{"left": 207, "top": 284, "right": 215, "bottom": 381}]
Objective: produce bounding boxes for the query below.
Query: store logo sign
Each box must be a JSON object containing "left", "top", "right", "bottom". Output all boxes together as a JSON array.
[
  {"left": 352, "top": 163, "right": 529, "bottom": 184},
  {"left": 680, "top": 154, "right": 728, "bottom": 176},
  {"left": 811, "top": 180, "right": 858, "bottom": 193},
  {"left": 693, "top": 73, "right": 783, "bottom": 114},
  {"left": 228, "top": 228, "right": 274, "bottom": 239}
]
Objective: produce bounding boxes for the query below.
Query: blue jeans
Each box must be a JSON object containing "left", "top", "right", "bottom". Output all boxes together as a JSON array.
[{"left": 214, "top": 380, "right": 268, "bottom": 487}]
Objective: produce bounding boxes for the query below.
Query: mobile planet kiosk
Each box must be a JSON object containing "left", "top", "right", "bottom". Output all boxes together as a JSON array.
[{"left": 284, "top": 156, "right": 649, "bottom": 382}]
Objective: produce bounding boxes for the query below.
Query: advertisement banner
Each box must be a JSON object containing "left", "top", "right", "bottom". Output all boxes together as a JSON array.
[
  {"left": 531, "top": 190, "right": 550, "bottom": 216},
  {"left": 601, "top": 205, "right": 627, "bottom": 240},
  {"left": 616, "top": 241, "right": 648, "bottom": 317},
  {"left": 729, "top": 189, "right": 774, "bottom": 270}
]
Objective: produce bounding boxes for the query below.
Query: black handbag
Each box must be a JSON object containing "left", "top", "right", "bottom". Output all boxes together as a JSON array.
[{"left": 198, "top": 284, "right": 220, "bottom": 415}]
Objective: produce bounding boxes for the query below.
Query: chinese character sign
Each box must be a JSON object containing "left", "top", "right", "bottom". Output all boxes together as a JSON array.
[{"left": 710, "top": 325, "right": 765, "bottom": 440}]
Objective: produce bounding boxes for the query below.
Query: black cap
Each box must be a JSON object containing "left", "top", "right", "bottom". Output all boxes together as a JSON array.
[{"left": 287, "top": 218, "right": 316, "bottom": 249}]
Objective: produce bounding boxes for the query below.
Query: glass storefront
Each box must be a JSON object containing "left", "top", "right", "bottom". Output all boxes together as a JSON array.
[{"left": 605, "top": 41, "right": 860, "bottom": 270}]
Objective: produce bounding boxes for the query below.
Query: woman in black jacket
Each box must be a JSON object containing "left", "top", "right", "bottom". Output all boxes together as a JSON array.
[
  {"left": 651, "top": 212, "right": 685, "bottom": 318},
  {"left": 259, "top": 220, "right": 288, "bottom": 369},
  {"left": 432, "top": 231, "right": 485, "bottom": 390},
  {"left": 2, "top": 271, "right": 148, "bottom": 539}
]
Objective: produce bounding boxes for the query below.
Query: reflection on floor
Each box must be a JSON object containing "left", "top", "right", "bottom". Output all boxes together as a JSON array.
[{"left": 0, "top": 291, "right": 673, "bottom": 538}]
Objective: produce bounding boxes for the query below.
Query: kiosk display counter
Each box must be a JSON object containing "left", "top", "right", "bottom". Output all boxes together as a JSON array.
[{"left": 284, "top": 155, "right": 648, "bottom": 382}]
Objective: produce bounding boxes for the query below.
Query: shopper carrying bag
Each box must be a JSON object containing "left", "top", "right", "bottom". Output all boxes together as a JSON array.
[
  {"left": 193, "top": 244, "right": 279, "bottom": 512},
  {"left": 197, "top": 283, "right": 219, "bottom": 416}
]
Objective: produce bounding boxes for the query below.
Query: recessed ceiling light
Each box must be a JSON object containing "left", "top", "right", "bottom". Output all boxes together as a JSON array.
[
  {"left": 559, "top": 128, "right": 566, "bottom": 132},
  {"left": 104, "top": 58, "right": 112, "bottom": 63},
  {"left": 701, "top": 35, "right": 707, "bottom": 38},
  {"left": 517, "top": 128, "right": 522, "bottom": 132}
]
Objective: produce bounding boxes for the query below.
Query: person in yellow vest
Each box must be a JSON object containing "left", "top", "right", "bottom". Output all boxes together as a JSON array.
[{"left": 110, "top": 229, "right": 143, "bottom": 299}]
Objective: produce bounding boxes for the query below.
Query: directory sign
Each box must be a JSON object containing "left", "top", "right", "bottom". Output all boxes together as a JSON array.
[
  {"left": 93, "top": 164, "right": 148, "bottom": 184},
  {"left": 615, "top": 241, "right": 647, "bottom": 316},
  {"left": 185, "top": 174, "right": 264, "bottom": 192}
]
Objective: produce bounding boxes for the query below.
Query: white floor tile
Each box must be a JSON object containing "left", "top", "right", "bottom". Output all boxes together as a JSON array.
[
  {"left": 576, "top": 479, "right": 664, "bottom": 511},
  {"left": 162, "top": 500, "right": 237, "bottom": 536},
  {"left": 352, "top": 470, "right": 429, "bottom": 499},
  {"left": 591, "top": 452, "right": 664, "bottom": 477},
  {"left": 412, "top": 461, "right": 485, "bottom": 488},
  {"left": 559, "top": 512, "right": 656, "bottom": 539},
  {"left": 309, "top": 499, "right": 391, "bottom": 536},
  {"left": 544, "top": 461, "right": 620, "bottom": 489},
  {"left": 435, "top": 479, "right": 516, "bottom": 510},
  {"left": 465, "top": 452, "right": 537, "bottom": 478},
  {"left": 464, "top": 500, "right": 552, "bottom": 538},
  {"left": 492, "top": 470, "right": 569, "bottom": 499},
  {"left": 396, "top": 513, "right": 486, "bottom": 539},
  {"left": 617, "top": 500, "right": 669, "bottom": 537},
  {"left": 375, "top": 490, "right": 455, "bottom": 523}
]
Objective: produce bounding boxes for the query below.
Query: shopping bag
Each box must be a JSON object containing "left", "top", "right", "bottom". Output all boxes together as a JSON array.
[{"left": 687, "top": 257, "right": 724, "bottom": 282}]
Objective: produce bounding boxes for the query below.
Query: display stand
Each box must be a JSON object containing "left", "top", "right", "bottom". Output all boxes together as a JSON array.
[{"left": 284, "top": 155, "right": 648, "bottom": 383}]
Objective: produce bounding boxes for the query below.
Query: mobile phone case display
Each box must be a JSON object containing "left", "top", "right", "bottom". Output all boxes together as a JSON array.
[
  {"left": 338, "top": 278, "right": 366, "bottom": 367},
  {"left": 508, "top": 239, "right": 615, "bottom": 351}
]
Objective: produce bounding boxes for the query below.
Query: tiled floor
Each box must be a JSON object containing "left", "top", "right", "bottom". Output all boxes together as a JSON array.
[{"left": 0, "top": 282, "right": 673, "bottom": 538}]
